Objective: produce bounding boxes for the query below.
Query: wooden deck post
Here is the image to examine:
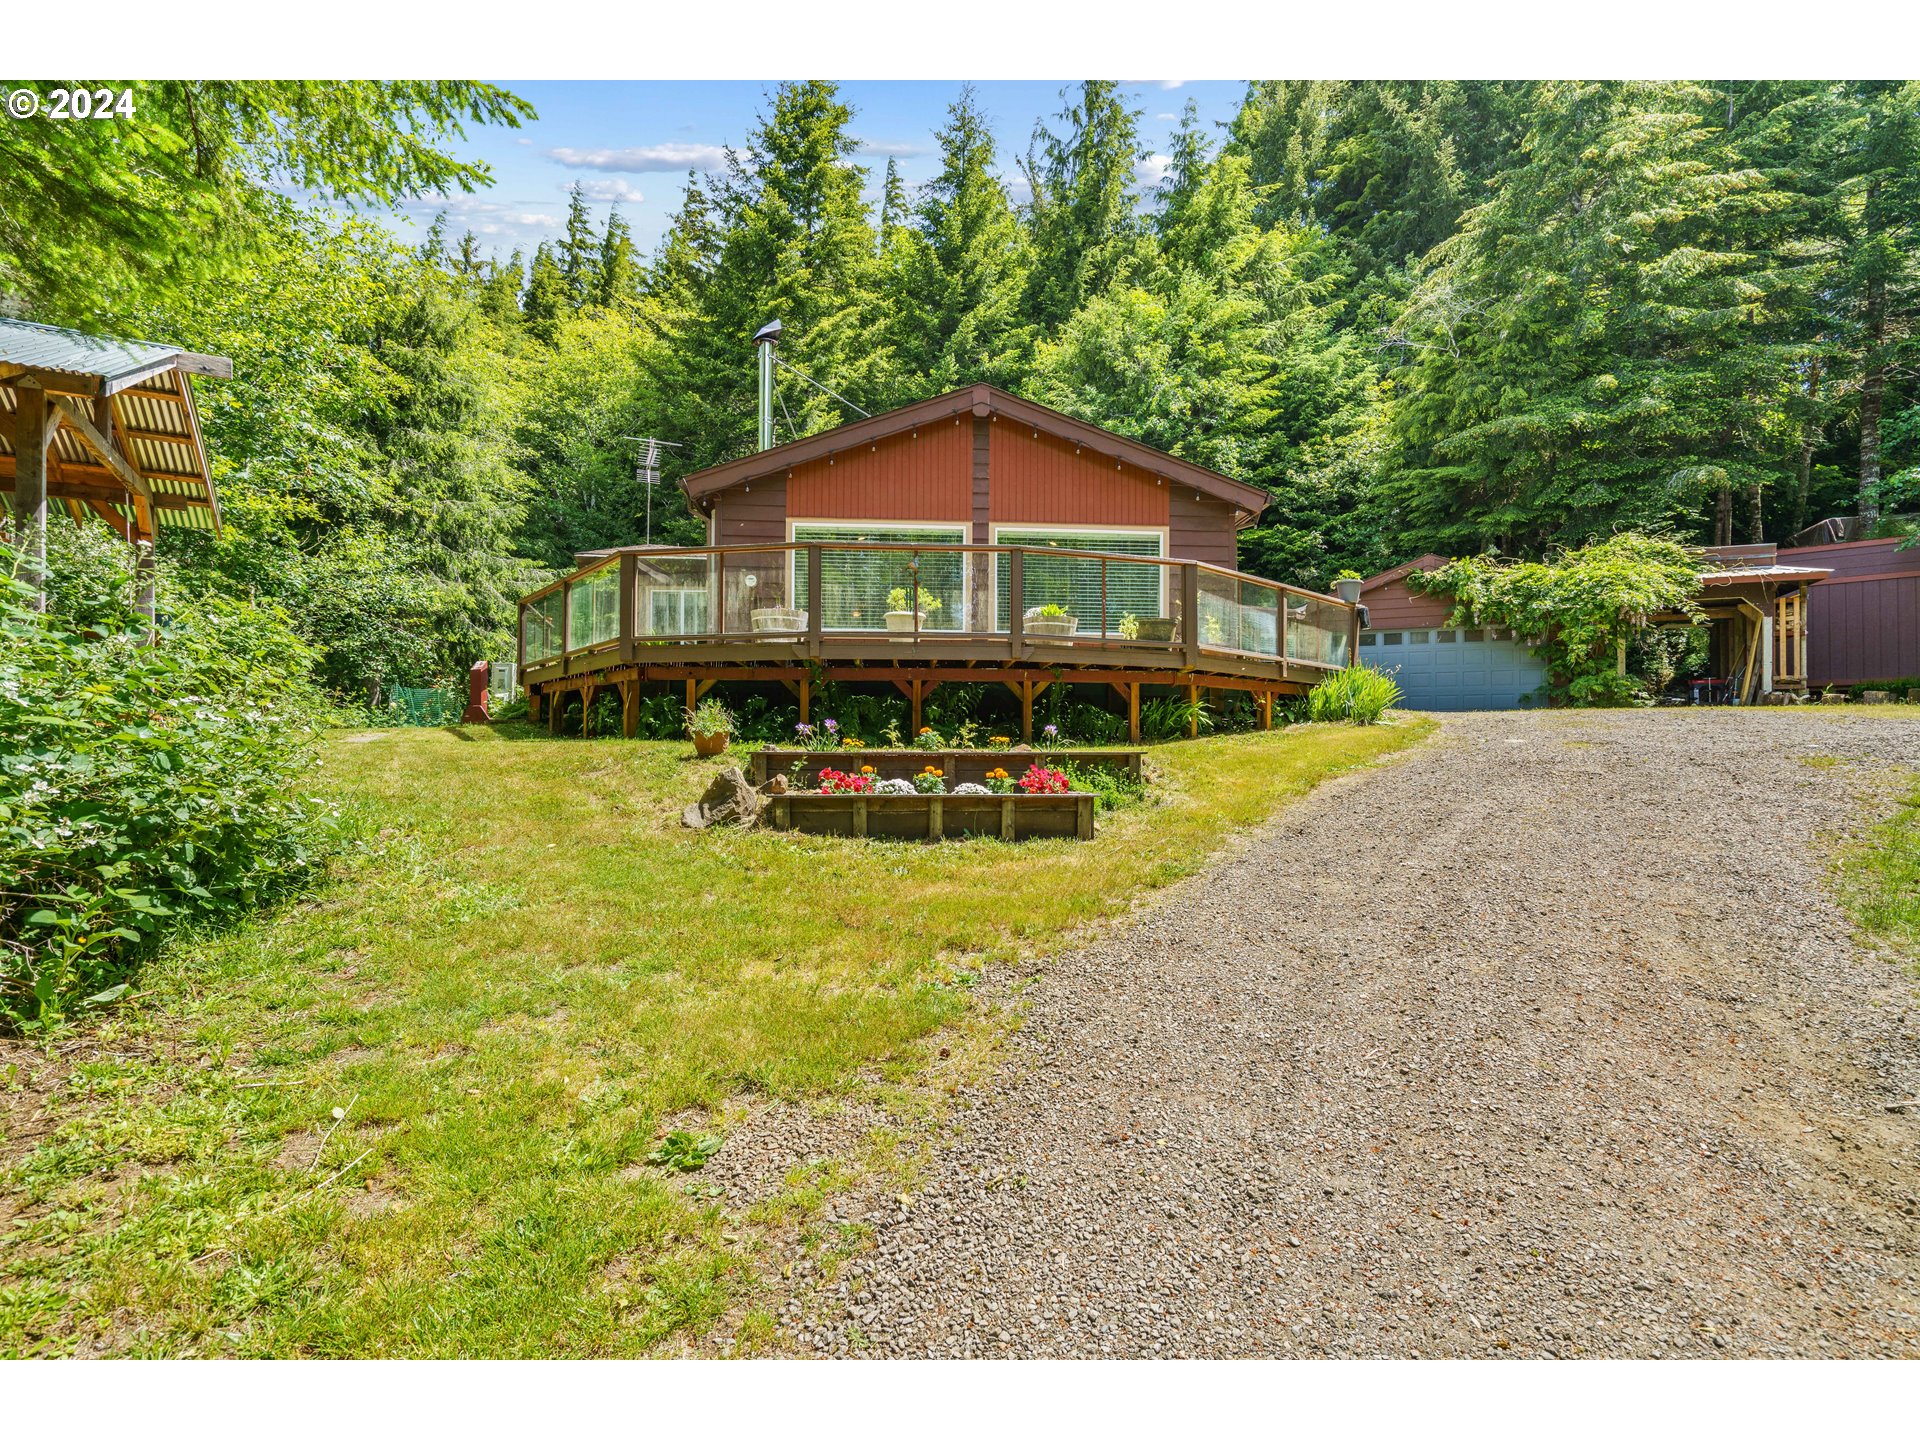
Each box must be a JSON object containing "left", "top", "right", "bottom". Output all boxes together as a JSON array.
[
  {"left": 685, "top": 678, "right": 697, "bottom": 716},
  {"left": 1129, "top": 682, "right": 1141, "bottom": 743},
  {"left": 528, "top": 686, "right": 543, "bottom": 723},
  {"left": 910, "top": 677, "right": 924, "bottom": 737},
  {"left": 618, "top": 553, "right": 637, "bottom": 662},
  {"left": 1181, "top": 563, "right": 1201, "bottom": 667},
  {"left": 1019, "top": 679, "right": 1034, "bottom": 743},
  {"left": 1258, "top": 689, "right": 1273, "bottom": 730},
  {"left": 11, "top": 380, "right": 48, "bottom": 609},
  {"left": 1186, "top": 682, "right": 1200, "bottom": 739},
  {"left": 548, "top": 689, "right": 561, "bottom": 735},
  {"left": 798, "top": 675, "right": 811, "bottom": 725},
  {"left": 621, "top": 680, "right": 639, "bottom": 739}
]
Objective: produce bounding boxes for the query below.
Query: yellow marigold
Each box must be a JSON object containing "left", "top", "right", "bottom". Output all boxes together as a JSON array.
[
  {"left": 918, "top": 726, "right": 933, "bottom": 734},
  {"left": 860, "top": 765, "right": 875, "bottom": 775},
  {"left": 989, "top": 735, "right": 1010, "bottom": 745}
]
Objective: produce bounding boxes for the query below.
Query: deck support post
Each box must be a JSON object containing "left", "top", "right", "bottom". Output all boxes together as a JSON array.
[
  {"left": 548, "top": 689, "right": 562, "bottom": 735},
  {"left": 527, "top": 687, "right": 544, "bottom": 723},
  {"left": 685, "top": 678, "right": 696, "bottom": 716},
  {"left": 621, "top": 680, "right": 639, "bottom": 739},
  {"left": 1187, "top": 682, "right": 1200, "bottom": 739},
  {"left": 799, "top": 676, "right": 810, "bottom": 725},
  {"left": 1016, "top": 679, "right": 1034, "bottom": 743},
  {"left": 1129, "top": 682, "right": 1140, "bottom": 743},
  {"left": 1258, "top": 689, "right": 1273, "bottom": 730},
  {"left": 10, "top": 380, "right": 48, "bottom": 609},
  {"left": 910, "top": 678, "right": 923, "bottom": 738}
]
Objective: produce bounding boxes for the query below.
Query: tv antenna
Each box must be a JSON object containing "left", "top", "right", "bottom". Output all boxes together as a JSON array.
[{"left": 620, "top": 436, "right": 683, "bottom": 545}]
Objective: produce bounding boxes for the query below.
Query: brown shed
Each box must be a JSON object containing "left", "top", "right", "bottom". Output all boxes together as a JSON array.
[{"left": 1776, "top": 535, "right": 1920, "bottom": 686}]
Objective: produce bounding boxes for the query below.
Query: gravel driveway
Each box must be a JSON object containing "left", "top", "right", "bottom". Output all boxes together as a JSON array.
[{"left": 796, "top": 710, "right": 1920, "bottom": 1358}]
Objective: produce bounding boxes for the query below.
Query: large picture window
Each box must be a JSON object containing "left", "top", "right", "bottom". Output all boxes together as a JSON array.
[
  {"left": 992, "top": 528, "right": 1164, "bottom": 633},
  {"left": 791, "top": 523, "right": 968, "bottom": 631}
]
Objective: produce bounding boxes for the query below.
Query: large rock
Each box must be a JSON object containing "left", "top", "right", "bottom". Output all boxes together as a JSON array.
[{"left": 682, "top": 766, "right": 762, "bottom": 830}]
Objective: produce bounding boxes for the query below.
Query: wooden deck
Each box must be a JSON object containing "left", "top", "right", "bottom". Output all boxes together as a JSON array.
[{"left": 518, "top": 542, "right": 1358, "bottom": 742}]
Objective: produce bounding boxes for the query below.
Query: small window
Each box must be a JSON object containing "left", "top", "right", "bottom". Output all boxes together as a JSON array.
[
  {"left": 1436, "top": 629, "right": 1457, "bottom": 643},
  {"left": 1358, "top": 633, "right": 1376, "bottom": 647},
  {"left": 1408, "top": 631, "right": 1430, "bottom": 645},
  {"left": 1382, "top": 632, "right": 1403, "bottom": 646},
  {"left": 1463, "top": 629, "right": 1486, "bottom": 643}
]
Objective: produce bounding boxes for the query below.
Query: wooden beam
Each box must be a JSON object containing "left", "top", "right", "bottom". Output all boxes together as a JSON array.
[
  {"left": 621, "top": 680, "right": 639, "bottom": 739},
  {"left": 51, "top": 394, "right": 149, "bottom": 498},
  {"left": 0, "top": 365, "right": 101, "bottom": 397}
]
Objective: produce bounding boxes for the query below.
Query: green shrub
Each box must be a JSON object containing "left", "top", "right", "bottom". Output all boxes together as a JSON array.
[
  {"left": 0, "top": 574, "right": 337, "bottom": 1029},
  {"left": 1140, "top": 692, "right": 1213, "bottom": 740},
  {"left": 1307, "top": 664, "right": 1404, "bottom": 724}
]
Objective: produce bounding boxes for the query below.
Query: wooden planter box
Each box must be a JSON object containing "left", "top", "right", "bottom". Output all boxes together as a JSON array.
[
  {"left": 749, "top": 747, "right": 1144, "bottom": 789},
  {"left": 765, "top": 790, "right": 1096, "bottom": 841}
]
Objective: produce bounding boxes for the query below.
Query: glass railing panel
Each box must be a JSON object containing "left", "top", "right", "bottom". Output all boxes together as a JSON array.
[
  {"left": 720, "top": 548, "right": 795, "bottom": 635},
  {"left": 566, "top": 565, "right": 620, "bottom": 650},
  {"left": 998, "top": 550, "right": 1166, "bottom": 637},
  {"left": 1284, "top": 593, "right": 1352, "bottom": 667},
  {"left": 521, "top": 589, "right": 563, "bottom": 663},
  {"left": 633, "top": 552, "right": 714, "bottom": 639}
]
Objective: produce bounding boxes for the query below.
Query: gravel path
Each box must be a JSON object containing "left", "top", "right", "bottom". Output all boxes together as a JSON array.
[{"left": 794, "top": 710, "right": 1920, "bottom": 1357}]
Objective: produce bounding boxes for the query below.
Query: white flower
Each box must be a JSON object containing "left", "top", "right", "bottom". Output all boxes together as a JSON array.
[{"left": 952, "top": 783, "right": 991, "bottom": 796}]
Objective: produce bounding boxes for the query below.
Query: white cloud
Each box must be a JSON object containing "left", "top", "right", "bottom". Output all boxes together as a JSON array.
[
  {"left": 393, "top": 193, "right": 564, "bottom": 248},
  {"left": 855, "top": 138, "right": 927, "bottom": 159},
  {"left": 545, "top": 142, "right": 727, "bottom": 173},
  {"left": 1156, "top": 112, "right": 1180, "bottom": 122},
  {"left": 568, "top": 177, "right": 645, "bottom": 204},
  {"left": 1134, "top": 154, "right": 1174, "bottom": 191},
  {"left": 1125, "top": 80, "right": 1188, "bottom": 91}
]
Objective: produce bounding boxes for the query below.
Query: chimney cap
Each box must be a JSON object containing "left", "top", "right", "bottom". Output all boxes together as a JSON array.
[{"left": 752, "top": 319, "right": 783, "bottom": 346}]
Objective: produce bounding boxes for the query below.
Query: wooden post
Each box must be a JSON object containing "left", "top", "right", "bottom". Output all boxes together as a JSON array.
[
  {"left": 621, "top": 679, "right": 639, "bottom": 739},
  {"left": 1346, "top": 601, "right": 1361, "bottom": 668},
  {"left": 1008, "top": 548, "right": 1025, "bottom": 655},
  {"left": 1181, "top": 563, "right": 1201, "bottom": 668},
  {"left": 806, "top": 543, "right": 824, "bottom": 658},
  {"left": 1000, "top": 797, "right": 1015, "bottom": 840},
  {"left": 685, "top": 678, "right": 697, "bottom": 716},
  {"left": 927, "top": 795, "right": 943, "bottom": 841},
  {"left": 1186, "top": 682, "right": 1200, "bottom": 739},
  {"left": 528, "top": 687, "right": 544, "bottom": 723},
  {"left": 798, "top": 675, "right": 811, "bottom": 725},
  {"left": 11, "top": 380, "right": 47, "bottom": 610},
  {"left": 1258, "top": 690, "right": 1273, "bottom": 730},
  {"left": 853, "top": 797, "right": 868, "bottom": 839},
  {"left": 1075, "top": 794, "right": 1095, "bottom": 840},
  {"left": 1020, "top": 679, "right": 1034, "bottom": 743},
  {"left": 548, "top": 688, "right": 561, "bottom": 735},
  {"left": 1129, "top": 683, "right": 1140, "bottom": 744},
  {"left": 910, "top": 678, "right": 923, "bottom": 737},
  {"left": 618, "top": 552, "right": 637, "bottom": 662}
]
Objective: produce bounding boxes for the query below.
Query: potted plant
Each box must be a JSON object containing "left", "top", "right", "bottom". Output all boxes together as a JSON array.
[
  {"left": 1123, "top": 611, "right": 1175, "bottom": 642},
  {"left": 685, "top": 697, "right": 734, "bottom": 757},
  {"left": 885, "top": 586, "right": 942, "bottom": 633},
  {"left": 1025, "top": 603, "right": 1078, "bottom": 637},
  {"left": 1333, "top": 570, "right": 1364, "bottom": 605},
  {"left": 751, "top": 603, "right": 807, "bottom": 632}
]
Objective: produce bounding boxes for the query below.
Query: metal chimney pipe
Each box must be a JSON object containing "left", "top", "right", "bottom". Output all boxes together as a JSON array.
[{"left": 752, "top": 319, "right": 782, "bottom": 451}]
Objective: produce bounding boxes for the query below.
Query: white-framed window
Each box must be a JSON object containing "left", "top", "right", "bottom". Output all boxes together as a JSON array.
[
  {"left": 990, "top": 525, "right": 1167, "bottom": 633},
  {"left": 648, "top": 587, "right": 709, "bottom": 635},
  {"left": 789, "top": 520, "right": 969, "bottom": 631}
]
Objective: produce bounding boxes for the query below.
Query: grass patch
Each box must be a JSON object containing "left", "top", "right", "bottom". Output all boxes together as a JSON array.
[
  {"left": 0, "top": 717, "right": 1429, "bottom": 1357},
  {"left": 1837, "top": 774, "right": 1920, "bottom": 973}
]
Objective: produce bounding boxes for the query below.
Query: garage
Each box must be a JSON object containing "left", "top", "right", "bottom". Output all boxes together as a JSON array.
[
  {"left": 1356, "top": 625, "right": 1549, "bottom": 710},
  {"left": 1356, "top": 555, "right": 1550, "bottom": 710}
]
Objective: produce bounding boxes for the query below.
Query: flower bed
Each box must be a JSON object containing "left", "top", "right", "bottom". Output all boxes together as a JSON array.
[
  {"left": 764, "top": 789, "right": 1096, "bottom": 842},
  {"left": 749, "top": 746, "right": 1144, "bottom": 789}
]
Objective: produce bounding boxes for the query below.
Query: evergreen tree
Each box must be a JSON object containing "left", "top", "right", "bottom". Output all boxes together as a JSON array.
[
  {"left": 558, "top": 182, "right": 602, "bottom": 307},
  {"left": 1384, "top": 81, "right": 1804, "bottom": 552},
  {"left": 520, "top": 241, "right": 570, "bottom": 342},
  {"left": 478, "top": 250, "right": 525, "bottom": 324},
  {"left": 594, "top": 206, "right": 642, "bottom": 310},
  {"left": 892, "top": 85, "right": 1033, "bottom": 389},
  {"left": 452, "top": 230, "right": 486, "bottom": 278},
  {"left": 1022, "top": 81, "right": 1153, "bottom": 328}
]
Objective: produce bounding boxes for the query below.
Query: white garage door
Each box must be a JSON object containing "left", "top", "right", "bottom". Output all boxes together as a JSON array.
[{"left": 1357, "top": 626, "right": 1549, "bottom": 711}]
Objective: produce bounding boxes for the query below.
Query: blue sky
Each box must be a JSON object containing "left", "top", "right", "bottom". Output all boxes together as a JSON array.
[{"left": 376, "top": 80, "right": 1253, "bottom": 260}]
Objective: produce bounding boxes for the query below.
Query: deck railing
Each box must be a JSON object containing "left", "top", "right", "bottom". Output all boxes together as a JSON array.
[{"left": 517, "top": 543, "right": 1355, "bottom": 674}]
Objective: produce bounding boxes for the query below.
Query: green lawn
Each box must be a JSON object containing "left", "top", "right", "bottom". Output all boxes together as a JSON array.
[
  {"left": 0, "top": 717, "right": 1429, "bottom": 1357},
  {"left": 1838, "top": 770, "right": 1920, "bottom": 974}
]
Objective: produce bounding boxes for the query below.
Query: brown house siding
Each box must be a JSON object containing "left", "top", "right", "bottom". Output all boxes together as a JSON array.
[
  {"left": 1360, "top": 558, "right": 1456, "bottom": 630},
  {"left": 971, "top": 415, "right": 991, "bottom": 544},
  {"left": 1780, "top": 537, "right": 1920, "bottom": 684},
  {"left": 1168, "top": 490, "right": 1237, "bottom": 569},
  {"left": 987, "top": 423, "right": 1171, "bottom": 529},
  {"left": 709, "top": 473, "right": 788, "bottom": 546},
  {"left": 786, "top": 419, "right": 971, "bottom": 523}
]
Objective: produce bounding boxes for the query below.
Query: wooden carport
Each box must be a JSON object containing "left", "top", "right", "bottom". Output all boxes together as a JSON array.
[{"left": 0, "top": 317, "right": 231, "bottom": 617}]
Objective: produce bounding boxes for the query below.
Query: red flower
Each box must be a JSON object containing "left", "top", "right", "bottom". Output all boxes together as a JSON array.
[
  {"left": 817, "top": 767, "right": 873, "bottom": 794},
  {"left": 1017, "top": 763, "right": 1068, "bottom": 795}
]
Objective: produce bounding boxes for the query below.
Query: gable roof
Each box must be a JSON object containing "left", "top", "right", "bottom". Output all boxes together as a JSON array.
[
  {"left": 1359, "top": 554, "right": 1449, "bottom": 592},
  {"left": 1, "top": 318, "right": 230, "bottom": 536},
  {"left": 679, "top": 384, "right": 1271, "bottom": 523}
]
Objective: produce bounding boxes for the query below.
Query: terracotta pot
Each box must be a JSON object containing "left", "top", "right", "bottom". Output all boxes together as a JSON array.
[{"left": 692, "top": 730, "right": 730, "bottom": 757}]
